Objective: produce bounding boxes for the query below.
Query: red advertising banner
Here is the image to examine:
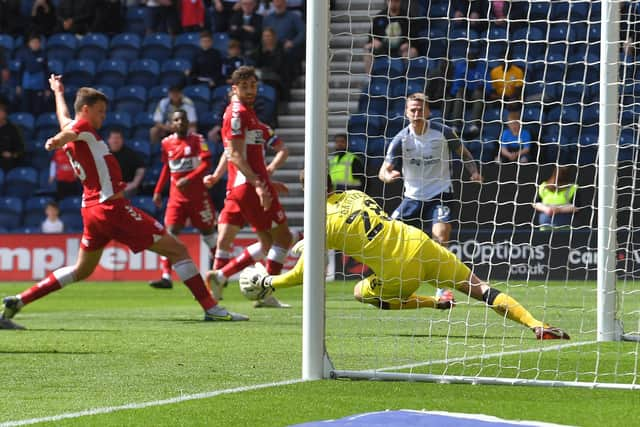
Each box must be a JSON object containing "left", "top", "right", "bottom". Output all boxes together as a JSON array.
[{"left": 0, "top": 233, "right": 305, "bottom": 281}]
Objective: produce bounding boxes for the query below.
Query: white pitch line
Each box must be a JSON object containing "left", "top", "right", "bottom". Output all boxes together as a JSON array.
[
  {"left": 1, "top": 379, "right": 305, "bottom": 427},
  {"left": 376, "top": 340, "right": 598, "bottom": 372}
]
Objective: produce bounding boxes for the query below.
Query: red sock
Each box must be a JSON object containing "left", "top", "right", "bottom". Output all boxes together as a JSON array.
[
  {"left": 160, "top": 257, "right": 172, "bottom": 279},
  {"left": 183, "top": 275, "right": 217, "bottom": 311},
  {"left": 221, "top": 249, "right": 255, "bottom": 278},
  {"left": 266, "top": 259, "right": 283, "bottom": 275},
  {"left": 214, "top": 256, "right": 230, "bottom": 270},
  {"left": 20, "top": 273, "right": 62, "bottom": 304}
]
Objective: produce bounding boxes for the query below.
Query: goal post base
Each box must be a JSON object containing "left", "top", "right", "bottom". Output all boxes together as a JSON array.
[
  {"left": 622, "top": 333, "right": 640, "bottom": 342},
  {"left": 329, "top": 370, "right": 640, "bottom": 391}
]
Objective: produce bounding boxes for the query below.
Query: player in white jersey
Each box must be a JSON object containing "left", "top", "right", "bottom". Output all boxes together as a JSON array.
[{"left": 379, "top": 93, "right": 482, "bottom": 247}]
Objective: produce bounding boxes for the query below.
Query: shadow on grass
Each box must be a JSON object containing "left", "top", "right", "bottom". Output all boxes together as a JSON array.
[{"left": 0, "top": 350, "right": 102, "bottom": 354}]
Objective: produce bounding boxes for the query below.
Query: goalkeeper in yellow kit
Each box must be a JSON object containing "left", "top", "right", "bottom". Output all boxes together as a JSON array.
[{"left": 240, "top": 177, "right": 570, "bottom": 340}]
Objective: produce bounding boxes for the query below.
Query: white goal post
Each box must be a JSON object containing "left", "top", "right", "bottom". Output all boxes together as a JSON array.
[{"left": 302, "top": 0, "right": 640, "bottom": 389}]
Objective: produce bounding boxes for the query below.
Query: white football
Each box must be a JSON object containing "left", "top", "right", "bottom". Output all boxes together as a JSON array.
[{"left": 239, "top": 263, "right": 270, "bottom": 300}]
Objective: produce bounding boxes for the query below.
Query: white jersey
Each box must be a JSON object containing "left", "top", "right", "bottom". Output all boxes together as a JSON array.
[{"left": 384, "top": 120, "right": 461, "bottom": 201}]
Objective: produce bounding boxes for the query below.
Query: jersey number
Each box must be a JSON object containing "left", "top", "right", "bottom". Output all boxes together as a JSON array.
[
  {"left": 65, "top": 150, "right": 87, "bottom": 181},
  {"left": 345, "top": 208, "right": 386, "bottom": 241}
]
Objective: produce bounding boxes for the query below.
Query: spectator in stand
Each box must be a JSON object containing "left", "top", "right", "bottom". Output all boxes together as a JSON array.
[
  {"left": 107, "top": 129, "right": 146, "bottom": 197},
  {"left": 41, "top": 201, "right": 64, "bottom": 233},
  {"left": 189, "top": 30, "right": 224, "bottom": 88},
  {"left": 222, "top": 39, "right": 247, "bottom": 84},
  {"left": 50, "top": 147, "right": 81, "bottom": 200},
  {"left": 91, "top": 0, "right": 124, "bottom": 35},
  {"left": 488, "top": 56, "right": 525, "bottom": 104},
  {"left": 445, "top": 51, "right": 486, "bottom": 138},
  {"left": 30, "top": 0, "right": 57, "bottom": 37},
  {"left": 213, "top": 0, "right": 240, "bottom": 33},
  {"left": 452, "top": 0, "right": 489, "bottom": 32},
  {"left": 56, "top": 0, "right": 94, "bottom": 35},
  {"left": 263, "top": 0, "right": 305, "bottom": 77},
  {"left": 0, "top": 46, "right": 12, "bottom": 108},
  {"left": 179, "top": 0, "right": 206, "bottom": 33},
  {"left": 0, "top": 0, "right": 23, "bottom": 36},
  {"left": 0, "top": 102, "right": 24, "bottom": 173},
  {"left": 366, "top": 0, "right": 408, "bottom": 57},
  {"left": 229, "top": 0, "right": 263, "bottom": 56},
  {"left": 143, "top": 0, "right": 179, "bottom": 35},
  {"left": 534, "top": 165, "right": 578, "bottom": 231},
  {"left": 150, "top": 84, "right": 198, "bottom": 144},
  {"left": 329, "top": 133, "right": 364, "bottom": 191},
  {"left": 16, "top": 34, "right": 50, "bottom": 116},
  {"left": 251, "top": 27, "right": 287, "bottom": 104},
  {"left": 498, "top": 108, "right": 532, "bottom": 163}
]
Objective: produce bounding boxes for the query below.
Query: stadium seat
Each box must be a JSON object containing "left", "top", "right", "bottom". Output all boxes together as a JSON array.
[
  {"left": 35, "top": 113, "right": 59, "bottom": 140},
  {"left": 257, "top": 83, "right": 276, "bottom": 104},
  {"left": 77, "top": 33, "right": 109, "bottom": 63},
  {"left": 371, "top": 56, "right": 404, "bottom": 78},
  {"left": 426, "top": 26, "right": 447, "bottom": 59},
  {"left": 619, "top": 128, "right": 637, "bottom": 162},
  {"left": 183, "top": 84, "right": 211, "bottom": 112},
  {"left": 549, "top": 23, "right": 570, "bottom": 42},
  {"left": 63, "top": 59, "right": 96, "bottom": 87},
  {"left": 110, "top": 33, "right": 141, "bottom": 61},
  {"left": 197, "top": 110, "right": 222, "bottom": 136},
  {"left": 159, "top": 59, "right": 191, "bottom": 87},
  {"left": 346, "top": 134, "right": 366, "bottom": 154},
  {"left": 347, "top": 114, "right": 383, "bottom": 136},
  {"left": 125, "top": 6, "right": 146, "bottom": 35},
  {"left": 96, "top": 59, "right": 128, "bottom": 88},
  {"left": 0, "top": 34, "right": 13, "bottom": 53},
  {"left": 46, "top": 58, "right": 64, "bottom": 76},
  {"left": 0, "top": 196, "right": 23, "bottom": 230},
  {"left": 563, "top": 83, "right": 586, "bottom": 104},
  {"left": 486, "top": 25, "right": 507, "bottom": 59},
  {"left": 550, "top": 1, "right": 570, "bottom": 20},
  {"left": 133, "top": 111, "right": 156, "bottom": 140},
  {"left": 0, "top": 168, "right": 4, "bottom": 195},
  {"left": 385, "top": 117, "right": 406, "bottom": 138},
  {"left": 142, "top": 164, "right": 164, "bottom": 195},
  {"left": 64, "top": 84, "right": 80, "bottom": 108},
  {"left": 529, "top": 1, "right": 551, "bottom": 20},
  {"left": 174, "top": 32, "right": 201, "bottom": 60},
  {"left": 148, "top": 85, "right": 169, "bottom": 111},
  {"left": 59, "top": 196, "right": 82, "bottom": 214},
  {"left": 129, "top": 139, "right": 152, "bottom": 159},
  {"left": 114, "top": 85, "right": 148, "bottom": 115},
  {"left": 448, "top": 27, "right": 473, "bottom": 60},
  {"left": 60, "top": 212, "right": 83, "bottom": 231},
  {"left": 581, "top": 104, "right": 599, "bottom": 125},
  {"left": 130, "top": 195, "right": 157, "bottom": 216},
  {"left": 127, "top": 58, "right": 160, "bottom": 88},
  {"left": 9, "top": 112, "right": 35, "bottom": 140},
  {"left": 405, "top": 57, "right": 428, "bottom": 78},
  {"left": 212, "top": 85, "right": 232, "bottom": 103},
  {"left": 365, "top": 136, "right": 387, "bottom": 157},
  {"left": 142, "top": 33, "right": 173, "bottom": 62},
  {"left": 46, "top": 33, "right": 77, "bottom": 62},
  {"left": 102, "top": 111, "right": 132, "bottom": 138},
  {"left": 212, "top": 32, "right": 229, "bottom": 56},
  {"left": 4, "top": 167, "right": 38, "bottom": 197},
  {"left": 94, "top": 85, "right": 115, "bottom": 102}
]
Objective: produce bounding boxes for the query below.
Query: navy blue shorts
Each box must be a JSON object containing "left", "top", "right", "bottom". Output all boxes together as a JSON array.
[{"left": 391, "top": 195, "right": 451, "bottom": 231}]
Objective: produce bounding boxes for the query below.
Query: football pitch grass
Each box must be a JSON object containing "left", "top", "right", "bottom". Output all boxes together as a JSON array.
[{"left": 1, "top": 279, "right": 638, "bottom": 426}]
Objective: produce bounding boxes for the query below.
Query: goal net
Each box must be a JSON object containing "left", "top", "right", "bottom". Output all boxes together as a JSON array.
[{"left": 319, "top": 0, "right": 640, "bottom": 389}]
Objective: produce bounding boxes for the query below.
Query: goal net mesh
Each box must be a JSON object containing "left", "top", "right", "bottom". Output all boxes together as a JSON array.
[{"left": 324, "top": 0, "right": 640, "bottom": 388}]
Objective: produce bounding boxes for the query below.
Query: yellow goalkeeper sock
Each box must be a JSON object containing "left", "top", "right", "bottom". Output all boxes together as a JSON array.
[
  {"left": 381, "top": 295, "right": 438, "bottom": 310},
  {"left": 485, "top": 289, "right": 544, "bottom": 329}
]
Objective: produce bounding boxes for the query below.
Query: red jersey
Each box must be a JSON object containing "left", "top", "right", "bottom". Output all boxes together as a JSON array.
[
  {"left": 181, "top": 0, "right": 205, "bottom": 27},
  {"left": 51, "top": 148, "right": 76, "bottom": 183},
  {"left": 155, "top": 132, "right": 212, "bottom": 202},
  {"left": 221, "top": 99, "right": 281, "bottom": 190},
  {"left": 63, "top": 118, "right": 126, "bottom": 207}
]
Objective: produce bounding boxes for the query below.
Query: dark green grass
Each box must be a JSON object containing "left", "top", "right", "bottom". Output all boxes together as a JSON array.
[{"left": 0, "top": 280, "right": 638, "bottom": 426}]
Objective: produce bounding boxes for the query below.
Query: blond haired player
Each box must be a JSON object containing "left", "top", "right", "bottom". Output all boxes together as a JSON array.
[{"left": 240, "top": 175, "right": 570, "bottom": 340}]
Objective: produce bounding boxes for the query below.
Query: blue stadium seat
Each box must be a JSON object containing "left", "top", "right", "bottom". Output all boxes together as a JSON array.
[
  {"left": 370, "top": 56, "right": 402, "bottom": 78},
  {"left": 563, "top": 83, "right": 586, "bottom": 104},
  {"left": 448, "top": 27, "right": 473, "bottom": 60},
  {"left": 110, "top": 33, "right": 141, "bottom": 61},
  {"left": 5, "top": 167, "right": 38, "bottom": 197},
  {"left": 529, "top": 1, "right": 551, "bottom": 20},
  {"left": 96, "top": 59, "right": 128, "bottom": 88},
  {"left": 125, "top": 6, "right": 147, "bottom": 35},
  {"left": 426, "top": 26, "right": 447, "bottom": 59},
  {"left": 549, "top": 23, "right": 570, "bottom": 42},
  {"left": 184, "top": 84, "right": 211, "bottom": 112},
  {"left": 486, "top": 25, "right": 507, "bottom": 59},
  {"left": 619, "top": 128, "right": 637, "bottom": 162},
  {"left": 130, "top": 195, "right": 157, "bottom": 216},
  {"left": 588, "top": 24, "right": 601, "bottom": 42},
  {"left": 212, "top": 85, "right": 232, "bottom": 103},
  {"left": 174, "top": 32, "right": 201, "bottom": 60},
  {"left": 257, "top": 83, "right": 276, "bottom": 104},
  {"left": 94, "top": 84, "right": 115, "bottom": 102},
  {"left": 0, "top": 34, "right": 13, "bottom": 53},
  {"left": 365, "top": 136, "right": 387, "bottom": 158},
  {"left": 347, "top": 114, "right": 383, "bottom": 136},
  {"left": 159, "top": 58, "right": 191, "bottom": 87},
  {"left": 346, "top": 134, "right": 366, "bottom": 154},
  {"left": 127, "top": 58, "right": 160, "bottom": 88},
  {"left": 142, "top": 33, "right": 173, "bottom": 62},
  {"left": 148, "top": 85, "right": 169, "bottom": 111},
  {"left": 129, "top": 140, "right": 152, "bottom": 166},
  {"left": 35, "top": 113, "right": 59, "bottom": 140},
  {"left": 133, "top": 111, "right": 156, "bottom": 140},
  {"left": 59, "top": 196, "right": 82, "bottom": 214},
  {"left": 385, "top": 117, "right": 406, "bottom": 138},
  {"left": 77, "top": 33, "right": 109, "bottom": 63},
  {"left": 115, "top": 85, "right": 148, "bottom": 115},
  {"left": 102, "top": 111, "right": 132, "bottom": 137},
  {"left": 569, "top": 23, "right": 588, "bottom": 42},
  {"left": 46, "top": 33, "right": 77, "bottom": 62},
  {"left": 522, "top": 105, "right": 543, "bottom": 125},
  {"left": 197, "top": 110, "right": 222, "bottom": 136},
  {"left": 0, "top": 197, "right": 23, "bottom": 230},
  {"left": 24, "top": 196, "right": 54, "bottom": 227},
  {"left": 63, "top": 59, "right": 96, "bottom": 87},
  {"left": 405, "top": 57, "right": 428, "bottom": 78},
  {"left": 581, "top": 104, "right": 599, "bottom": 125},
  {"left": 212, "top": 32, "right": 229, "bottom": 56},
  {"left": 0, "top": 168, "right": 4, "bottom": 195},
  {"left": 47, "top": 58, "right": 64, "bottom": 76},
  {"left": 550, "top": 1, "right": 570, "bottom": 20},
  {"left": 60, "top": 213, "right": 83, "bottom": 231},
  {"left": 9, "top": 112, "right": 35, "bottom": 140},
  {"left": 570, "top": 1, "right": 590, "bottom": 21}
]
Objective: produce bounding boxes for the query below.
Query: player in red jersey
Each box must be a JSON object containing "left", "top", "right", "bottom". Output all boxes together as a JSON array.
[
  {"left": 205, "top": 66, "right": 293, "bottom": 308},
  {"left": 149, "top": 109, "right": 218, "bottom": 289},
  {"left": 0, "top": 75, "right": 248, "bottom": 330}
]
